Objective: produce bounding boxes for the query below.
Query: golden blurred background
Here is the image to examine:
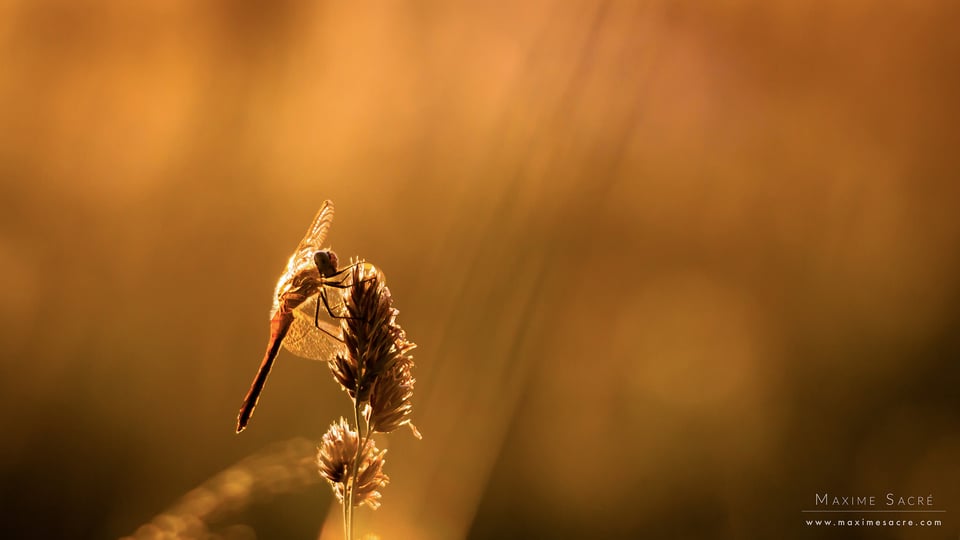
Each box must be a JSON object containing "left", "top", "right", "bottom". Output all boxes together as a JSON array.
[{"left": 1, "top": 1, "right": 959, "bottom": 538}]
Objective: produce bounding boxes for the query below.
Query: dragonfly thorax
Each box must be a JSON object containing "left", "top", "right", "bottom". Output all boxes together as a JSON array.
[{"left": 314, "top": 250, "right": 339, "bottom": 278}]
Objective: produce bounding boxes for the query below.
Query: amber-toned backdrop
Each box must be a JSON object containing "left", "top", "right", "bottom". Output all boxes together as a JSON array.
[{"left": 1, "top": 1, "right": 959, "bottom": 539}]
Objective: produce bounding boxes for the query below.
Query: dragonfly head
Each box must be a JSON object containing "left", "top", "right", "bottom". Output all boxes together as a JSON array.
[{"left": 314, "top": 250, "right": 339, "bottom": 277}]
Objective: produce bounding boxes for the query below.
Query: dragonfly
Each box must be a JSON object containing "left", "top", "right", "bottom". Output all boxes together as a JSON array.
[{"left": 236, "top": 200, "right": 353, "bottom": 433}]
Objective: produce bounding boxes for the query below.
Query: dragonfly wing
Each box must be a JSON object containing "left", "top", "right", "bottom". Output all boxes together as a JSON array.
[
  {"left": 282, "top": 295, "right": 347, "bottom": 361},
  {"left": 272, "top": 200, "right": 336, "bottom": 302},
  {"left": 294, "top": 200, "right": 336, "bottom": 258}
]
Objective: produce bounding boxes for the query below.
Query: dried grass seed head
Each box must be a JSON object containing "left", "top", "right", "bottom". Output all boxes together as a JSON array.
[
  {"left": 329, "top": 262, "right": 418, "bottom": 412},
  {"left": 368, "top": 355, "right": 421, "bottom": 439},
  {"left": 316, "top": 417, "right": 390, "bottom": 508},
  {"left": 317, "top": 417, "right": 356, "bottom": 500}
]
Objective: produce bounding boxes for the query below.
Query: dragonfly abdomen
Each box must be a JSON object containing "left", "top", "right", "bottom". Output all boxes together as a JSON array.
[{"left": 236, "top": 306, "right": 299, "bottom": 432}]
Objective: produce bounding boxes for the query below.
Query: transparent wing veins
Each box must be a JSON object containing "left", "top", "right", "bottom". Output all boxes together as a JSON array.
[
  {"left": 272, "top": 200, "right": 336, "bottom": 306},
  {"left": 282, "top": 294, "right": 347, "bottom": 361}
]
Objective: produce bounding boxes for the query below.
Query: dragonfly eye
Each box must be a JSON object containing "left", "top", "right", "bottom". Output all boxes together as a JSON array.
[{"left": 315, "top": 250, "right": 339, "bottom": 277}]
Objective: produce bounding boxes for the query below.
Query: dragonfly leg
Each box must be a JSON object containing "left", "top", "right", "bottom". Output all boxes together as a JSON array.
[
  {"left": 310, "top": 289, "right": 346, "bottom": 342},
  {"left": 320, "top": 262, "right": 378, "bottom": 291},
  {"left": 321, "top": 263, "right": 359, "bottom": 287},
  {"left": 319, "top": 286, "right": 355, "bottom": 321},
  {"left": 313, "top": 262, "right": 379, "bottom": 326},
  {"left": 315, "top": 318, "right": 344, "bottom": 342}
]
